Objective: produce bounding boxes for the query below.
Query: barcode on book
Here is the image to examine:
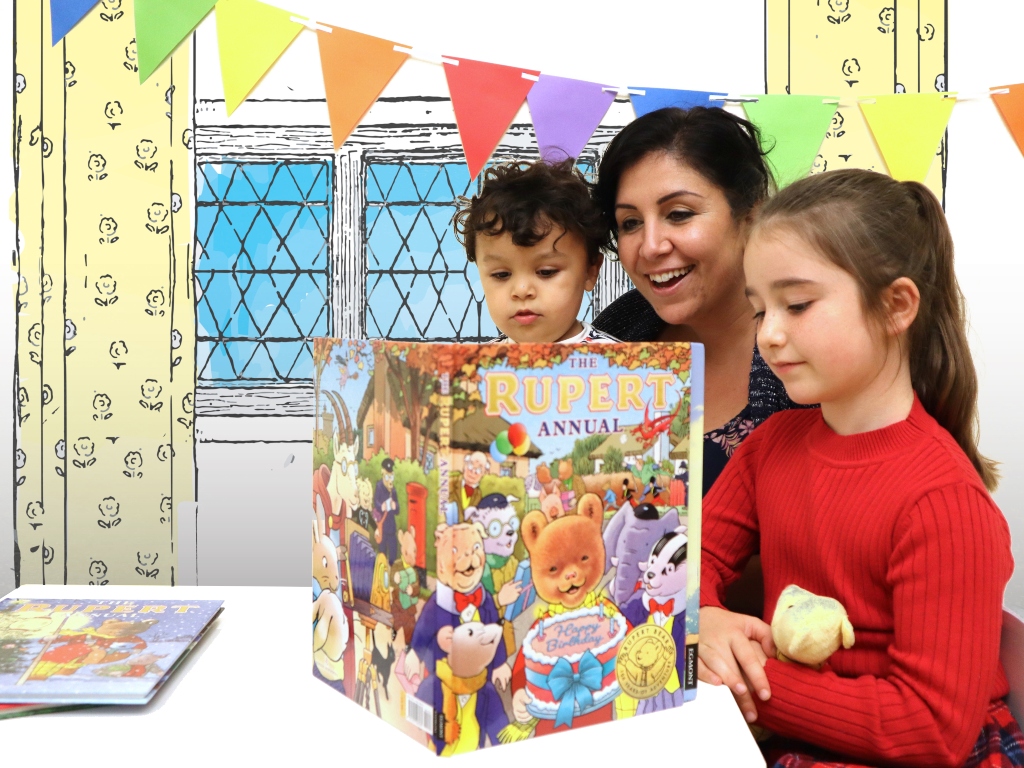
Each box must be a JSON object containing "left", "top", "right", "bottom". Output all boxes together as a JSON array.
[{"left": 405, "top": 695, "right": 434, "bottom": 733}]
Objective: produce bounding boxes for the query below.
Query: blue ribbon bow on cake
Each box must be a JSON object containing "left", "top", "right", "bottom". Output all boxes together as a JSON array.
[{"left": 548, "top": 650, "right": 603, "bottom": 728}]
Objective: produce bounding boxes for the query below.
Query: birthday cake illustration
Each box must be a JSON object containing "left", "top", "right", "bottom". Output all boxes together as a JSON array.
[{"left": 521, "top": 604, "right": 627, "bottom": 723}]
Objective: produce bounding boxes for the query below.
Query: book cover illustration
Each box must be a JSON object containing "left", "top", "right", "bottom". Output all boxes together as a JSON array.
[
  {"left": 0, "top": 599, "right": 222, "bottom": 704},
  {"left": 311, "top": 340, "right": 703, "bottom": 754}
]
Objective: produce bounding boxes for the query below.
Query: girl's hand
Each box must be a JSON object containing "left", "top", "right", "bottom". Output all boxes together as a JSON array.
[{"left": 698, "top": 606, "right": 776, "bottom": 723}]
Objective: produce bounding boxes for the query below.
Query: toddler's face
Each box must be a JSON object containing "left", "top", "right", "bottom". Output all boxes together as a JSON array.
[
  {"left": 476, "top": 224, "right": 600, "bottom": 343},
  {"left": 744, "top": 227, "right": 890, "bottom": 409}
]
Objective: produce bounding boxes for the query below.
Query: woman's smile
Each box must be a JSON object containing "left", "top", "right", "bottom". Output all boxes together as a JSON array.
[{"left": 647, "top": 264, "right": 695, "bottom": 292}]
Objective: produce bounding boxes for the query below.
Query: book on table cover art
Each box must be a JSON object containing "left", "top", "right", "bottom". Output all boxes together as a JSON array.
[
  {"left": 311, "top": 340, "right": 703, "bottom": 754},
  {"left": 0, "top": 598, "right": 222, "bottom": 704}
]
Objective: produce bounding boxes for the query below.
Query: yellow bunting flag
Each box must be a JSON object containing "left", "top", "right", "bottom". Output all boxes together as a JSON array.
[
  {"left": 215, "top": 0, "right": 303, "bottom": 114},
  {"left": 991, "top": 85, "right": 1024, "bottom": 159},
  {"left": 859, "top": 94, "right": 956, "bottom": 182},
  {"left": 317, "top": 28, "right": 409, "bottom": 151}
]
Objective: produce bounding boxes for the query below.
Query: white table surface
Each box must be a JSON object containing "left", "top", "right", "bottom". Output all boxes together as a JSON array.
[{"left": 1, "top": 585, "right": 766, "bottom": 767}]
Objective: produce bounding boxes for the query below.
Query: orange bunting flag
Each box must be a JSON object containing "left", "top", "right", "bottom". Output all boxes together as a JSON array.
[
  {"left": 859, "top": 93, "right": 956, "bottom": 182},
  {"left": 991, "top": 85, "right": 1024, "bottom": 159},
  {"left": 443, "top": 57, "right": 540, "bottom": 180},
  {"left": 317, "top": 28, "right": 409, "bottom": 151},
  {"left": 216, "top": 0, "right": 303, "bottom": 114}
]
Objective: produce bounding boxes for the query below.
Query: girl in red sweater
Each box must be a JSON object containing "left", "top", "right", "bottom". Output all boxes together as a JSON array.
[{"left": 698, "top": 169, "right": 1022, "bottom": 768}]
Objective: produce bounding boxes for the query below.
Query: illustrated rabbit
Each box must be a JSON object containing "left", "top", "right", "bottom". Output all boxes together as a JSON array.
[{"left": 312, "top": 496, "right": 349, "bottom": 681}]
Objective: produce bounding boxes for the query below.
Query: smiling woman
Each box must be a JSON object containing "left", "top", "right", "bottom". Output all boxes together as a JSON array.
[{"left": 593, "top": 107, "right": 802, "bottom": 498}]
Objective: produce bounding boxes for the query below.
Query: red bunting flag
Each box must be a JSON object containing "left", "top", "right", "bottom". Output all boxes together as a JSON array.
[
  {"left": 317, "top": 28, "right": 409, "bottom": 151},
  {"left": 991, "top": 85, "right": 1024, "bottom": 159},
  {"left": 443, "top": 57, "right": 540, "bottom": 180}
]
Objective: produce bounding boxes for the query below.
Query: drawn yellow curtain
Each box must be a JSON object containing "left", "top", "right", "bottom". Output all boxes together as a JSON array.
[
  {"left": 14, "top": 0, "right": 194, "bottom": 585},
  {"left": 766, "top": 1, "right": 947, "bottom": 198}
]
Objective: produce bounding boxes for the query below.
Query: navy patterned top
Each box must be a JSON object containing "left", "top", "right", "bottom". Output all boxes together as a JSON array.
[{"left": 593, "top": 289, "right": 804, "bottom": 495}]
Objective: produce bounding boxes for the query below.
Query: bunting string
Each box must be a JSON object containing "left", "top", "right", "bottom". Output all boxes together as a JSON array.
[{"left": 46, "top": 0, "right": 1024, "bottom": 184}]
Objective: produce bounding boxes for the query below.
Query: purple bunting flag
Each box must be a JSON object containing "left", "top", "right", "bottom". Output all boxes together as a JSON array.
[
  {"left": 629, "top": 87, "right": 723, "bottom": 117},
  {"left": 527, "top": 74, "right": 617, "bottom": 162},
  {"left": 51, "top": 0, "right": 102, "bottom": 45}
]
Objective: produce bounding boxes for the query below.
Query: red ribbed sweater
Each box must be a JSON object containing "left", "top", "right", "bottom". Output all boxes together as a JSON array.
[{"left": 701, "top": 397, "right": 1013, "bottom": 768}]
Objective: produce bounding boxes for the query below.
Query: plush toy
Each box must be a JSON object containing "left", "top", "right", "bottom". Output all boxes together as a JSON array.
[{"left": 771, "top": 584, "right": 855, "bottom": 670}]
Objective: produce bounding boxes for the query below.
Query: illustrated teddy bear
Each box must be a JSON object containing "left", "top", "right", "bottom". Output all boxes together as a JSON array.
[
  {"left": 426, "top": 621, "right": 510, "bottom": 755},
  {"left": 509, "top": 502, "right": 621, "bottom": 735},
  {"left": 771, "top": 584, "right": 855, "bottom": 669}
]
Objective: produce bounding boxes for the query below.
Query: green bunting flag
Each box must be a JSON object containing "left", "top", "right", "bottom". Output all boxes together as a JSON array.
[
  {"left": 742, "top": 95, "right": 838, "bottom": 188},
  {"left": 136, "top": 0, "right": 219, "bottom": 83}
]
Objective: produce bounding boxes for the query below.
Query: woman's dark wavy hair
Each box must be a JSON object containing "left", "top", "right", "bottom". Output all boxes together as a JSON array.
[
  {"left": 454, "top": 159, "right": 609, "bottom": 264},
  {"left": 594, "top": 106, "right": 773, "bottom": 254}
]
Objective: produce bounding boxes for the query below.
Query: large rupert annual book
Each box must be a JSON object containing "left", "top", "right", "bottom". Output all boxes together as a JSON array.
[
  {"left": 311, "top": 340, "right": 703, "bottom": 755},
  {"left": 0, "top": 598, "right": 222, "bottom": 705}
]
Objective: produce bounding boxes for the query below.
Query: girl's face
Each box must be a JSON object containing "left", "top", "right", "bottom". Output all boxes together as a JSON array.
[
  {"left": 613, "top": 152, "right": 750, "bottom": 328},
  {"left": 744, "top": 227, "right": 892, "bottom": 408}
]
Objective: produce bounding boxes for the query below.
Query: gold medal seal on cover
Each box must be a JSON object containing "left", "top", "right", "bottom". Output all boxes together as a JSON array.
[{"left": 615, "top": 624, "right": 676, "bottom": 699}]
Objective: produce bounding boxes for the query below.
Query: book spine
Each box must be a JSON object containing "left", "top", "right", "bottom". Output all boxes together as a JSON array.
[{"left": 437, "top": 370, "right": 452, "bottom": 527}]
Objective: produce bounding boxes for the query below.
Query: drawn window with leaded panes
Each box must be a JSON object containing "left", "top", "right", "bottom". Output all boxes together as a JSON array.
[
  {"left": 364, "top": 160, "right": 596, "bottom": 342},
  {"left": 195, "top": 160, "right": 332, "bottom": 384}
]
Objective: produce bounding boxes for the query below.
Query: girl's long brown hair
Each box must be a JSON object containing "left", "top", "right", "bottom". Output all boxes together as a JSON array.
[{"left": 755, "top": 169, "right": 998, "bottom": 490}]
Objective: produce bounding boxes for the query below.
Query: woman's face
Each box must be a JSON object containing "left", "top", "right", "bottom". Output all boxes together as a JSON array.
[{"left": 613, "top": 152, "right": 750, "bottom": 328}]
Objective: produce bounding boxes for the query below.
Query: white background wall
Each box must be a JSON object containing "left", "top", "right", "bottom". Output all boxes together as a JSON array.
[{"left": 1, "top": 1, "right": 1022, "bottom": 613}]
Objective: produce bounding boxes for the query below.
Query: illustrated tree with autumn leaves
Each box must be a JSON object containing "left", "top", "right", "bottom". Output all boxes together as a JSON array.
[{"left": 378, "top": 342, "right": 502, "bottom": 463}]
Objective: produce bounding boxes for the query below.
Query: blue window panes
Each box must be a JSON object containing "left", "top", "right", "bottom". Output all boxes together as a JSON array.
[
  {"left": 223, "top": 167, "right": 261, "bottom": 203},
  {"left": 406, "top": 210, "right": 442, "bottom": 271},
  {"left": 198, "top": 163, "right": 232, "bottom": 201},
  {"left": 290, "top": 163, "right": 330, "bottom": 201},
  {"left": 366, "top": 164, "right": 400, "bottom": 203},
  {"left": 196, "top": 160, "right": 333, "bottom": 384},
  {"left": 199, "top": 341, "right": 237, "bottom": 381},
  {"left": 198, "top": 206, "right": 259, "bottom": 271},
  {"left": 288, "top": 273, "right": 329, "bottom": 336},
  {"left": 266, "top": 165, "right": 304, "bottom": 202},
  {"left": 287, "top": 207, "right": 329, "bottom": 270},
  {"left": 237, "top": 341, "right": 275, "bottom": 379},
  {"left": 389, "top": 165, "right": 417, "bottom": 202},
  {"left": 444, "top": 164, "right": 473, "bottom": 197},
  {"left": 243, "top": 210, "right": 279, "bottom": 271},
  {"left": 409, "top": 164, "right": 444, "bottom": 202}
]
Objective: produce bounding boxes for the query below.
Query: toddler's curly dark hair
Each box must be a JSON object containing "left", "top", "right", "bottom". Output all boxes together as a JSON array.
[{"left": 453, "top": 159, "right": 609, "bottom": 265}]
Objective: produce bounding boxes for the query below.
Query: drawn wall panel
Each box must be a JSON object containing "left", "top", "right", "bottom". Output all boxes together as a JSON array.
[
  {"left": 766, "top": 0, "right": 948, "bottom": 199},
  {"left": 13, "top": 0, "right": 194, "bottom": 586}
]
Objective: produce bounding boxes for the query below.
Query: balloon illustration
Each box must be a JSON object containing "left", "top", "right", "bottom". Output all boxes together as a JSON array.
[
  {"left": 495, "top": 431, "right": 513, "bottom": 456},
  {"left": 491, "top": 423, "right": 531, "bottom": 462},
  {"left": 508, "top": 422, "right": 528, "bottom": 447},
  {"left": 490, "top": 442, "right": 506, "bottom": 464}
]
